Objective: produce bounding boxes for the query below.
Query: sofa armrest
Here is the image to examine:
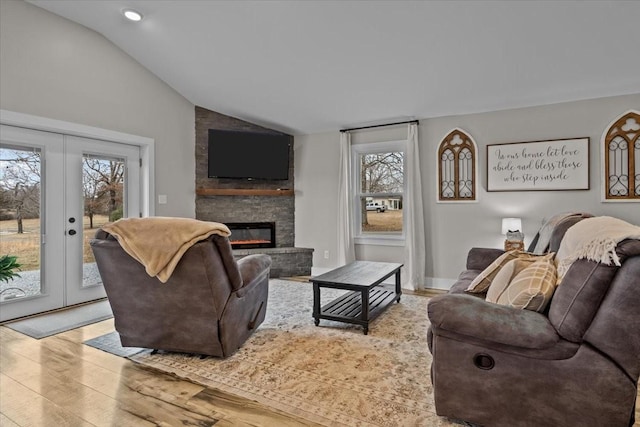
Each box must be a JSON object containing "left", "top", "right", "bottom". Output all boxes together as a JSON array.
[
  {"left": 236, "top": 254, "right": 272, "bottom": 297},
  {"left": 428, "top": 294, "right": 559, "bottom": 349},
  {"left": 220, "top": 260, "right": 270, "bottom": 356},
  {"left": 466, "top": 247, "right": 505, "bottom": 270}
]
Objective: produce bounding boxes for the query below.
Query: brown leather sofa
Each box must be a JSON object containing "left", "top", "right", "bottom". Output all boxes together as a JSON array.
[
  {"left": 90, "top": 229, "right": 271, "bottom": 357},
  {"left": 427, "top": 218, "right": 640, "bottom": 426}
]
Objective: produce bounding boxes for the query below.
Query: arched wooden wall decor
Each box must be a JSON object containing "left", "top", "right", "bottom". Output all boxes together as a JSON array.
[
  {"left": 438, "top": 129, "right": 476, "bottom": 201},
  {"left": 603, "top": 111, "right": 640, "bottom": 200}
]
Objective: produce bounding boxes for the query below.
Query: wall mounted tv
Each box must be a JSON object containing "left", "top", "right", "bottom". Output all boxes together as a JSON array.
[{"left": 208, "top": 129, "right": 291, "bottom": 180}]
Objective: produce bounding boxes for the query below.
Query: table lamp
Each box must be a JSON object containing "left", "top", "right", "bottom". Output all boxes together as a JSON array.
[{"left": 502, "top": 217, "right": 524, "bottom": 251}]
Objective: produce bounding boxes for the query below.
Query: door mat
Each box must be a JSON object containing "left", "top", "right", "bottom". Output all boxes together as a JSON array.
[{"left": 5, "top": 299, "right": 113, "bottom": 339}]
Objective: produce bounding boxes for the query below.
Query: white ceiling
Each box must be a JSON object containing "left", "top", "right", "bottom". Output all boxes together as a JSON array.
[{"left": 28, "top": 0, "right": 640, "bottom": 135}]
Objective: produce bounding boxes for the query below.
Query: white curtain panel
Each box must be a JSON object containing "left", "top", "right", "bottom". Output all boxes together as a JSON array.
[
  {"left": 404, "top": 123, "right": 426, "bottom": 290},
  {"left": 337, "top": 131, "right": 355, "bottom": 265}
]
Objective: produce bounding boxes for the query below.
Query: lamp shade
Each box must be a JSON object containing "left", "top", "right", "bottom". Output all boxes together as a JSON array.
[{"left": 501, "top": 217, "right": 522, "bottom": 234}]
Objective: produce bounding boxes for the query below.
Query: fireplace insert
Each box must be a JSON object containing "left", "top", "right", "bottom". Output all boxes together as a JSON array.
[{"left": 226, "top": 222, "right": 276, "bottom": 249}]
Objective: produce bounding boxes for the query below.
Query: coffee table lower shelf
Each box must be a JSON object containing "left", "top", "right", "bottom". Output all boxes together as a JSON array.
[{"left": 315, "top": 285, "right": 399, "bottom": 334}]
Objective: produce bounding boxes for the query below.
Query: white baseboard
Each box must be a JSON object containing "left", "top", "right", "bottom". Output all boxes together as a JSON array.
[{"left": 423, "top": 277, "right": 457, "bottom": 290}]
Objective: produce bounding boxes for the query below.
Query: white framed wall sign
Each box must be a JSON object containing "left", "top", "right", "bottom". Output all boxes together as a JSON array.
[{"left": 487, "top": 137, "right": 590, "bottom": 191}]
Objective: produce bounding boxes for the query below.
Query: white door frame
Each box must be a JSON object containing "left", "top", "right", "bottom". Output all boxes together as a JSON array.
[
  {"left": 0, "top": 110, "right": 154, "bottom": 320},
  {"left": 0, "top": 110, "right": 155, "bottom": 217}
]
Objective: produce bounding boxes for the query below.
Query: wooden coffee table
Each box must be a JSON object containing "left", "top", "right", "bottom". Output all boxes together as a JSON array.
[{"left": 310, "top": 261, "right": 403, "bottom": 335}]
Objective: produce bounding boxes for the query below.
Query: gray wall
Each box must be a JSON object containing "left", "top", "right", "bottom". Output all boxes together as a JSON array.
[
  {"left": 0, "top": 0, "right": 195, "bottom": 218},
  {"left": 295, "top": 94, "right": 640, "bottom": 287}
]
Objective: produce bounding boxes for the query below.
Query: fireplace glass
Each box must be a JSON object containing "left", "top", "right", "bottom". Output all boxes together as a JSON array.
[{"left": 226, "top": 222, "right": 276, "bottom": 249}]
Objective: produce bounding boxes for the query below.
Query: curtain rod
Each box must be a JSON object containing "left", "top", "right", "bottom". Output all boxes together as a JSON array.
[{"left": 340, "top": 119, "right": 419, "bottom": 133}]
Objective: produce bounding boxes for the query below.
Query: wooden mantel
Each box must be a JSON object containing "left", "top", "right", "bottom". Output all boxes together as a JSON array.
[{"left": 196, "top": 188, "right": 294, "bottom": 197}]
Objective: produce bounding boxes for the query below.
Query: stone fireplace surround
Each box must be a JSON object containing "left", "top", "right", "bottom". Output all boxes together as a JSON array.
[{"left": 195, "top": 106, "right": 313, "bottom": 277}]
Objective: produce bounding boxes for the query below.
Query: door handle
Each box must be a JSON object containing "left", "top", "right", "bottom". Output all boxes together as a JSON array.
[{"left": 68, "top": 229, "right": 77, "bottom": 236}]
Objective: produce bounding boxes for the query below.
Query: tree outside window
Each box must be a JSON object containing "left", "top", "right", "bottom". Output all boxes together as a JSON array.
[
  {"left": 0, "top": 146, "right": 42, "bottom": 278},
  {"left": 82, "top": 155, "right": 125, "bottom": 228},
  {"left": 353, "top": 142, "right": 405, "bottom": 237}
]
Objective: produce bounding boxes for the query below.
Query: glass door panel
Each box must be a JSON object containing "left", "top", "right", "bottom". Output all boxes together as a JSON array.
[
  {"left": 81, "top": 154, "right": 125, "bottom": 288},
  {"left": 0, "top": 145, "right": 43, "bottom": 301},
  {"left": 0, "top": 125, "right": 65, "bottom": 321}
]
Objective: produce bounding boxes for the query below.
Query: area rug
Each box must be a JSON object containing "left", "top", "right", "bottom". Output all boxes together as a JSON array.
[
  {"left": 6, "top": 299, "right": 113, "bottom": 339},
  {"left": 120, "top": 279, "right": 453, "bottom": 427}
]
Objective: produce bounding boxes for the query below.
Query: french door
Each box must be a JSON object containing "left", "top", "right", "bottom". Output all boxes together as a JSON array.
[{"left": 0, "top": 125, "right": 140, "bottom": 321}]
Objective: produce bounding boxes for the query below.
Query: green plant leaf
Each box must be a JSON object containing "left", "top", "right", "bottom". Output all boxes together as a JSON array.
[{"left": 0, "top": 255, "right": 22, "bottom": 283}]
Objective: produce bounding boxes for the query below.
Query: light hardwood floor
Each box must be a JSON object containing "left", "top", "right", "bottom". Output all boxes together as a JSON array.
[
  {"left": 0, "top": 319, "right": 322, "bottom": 426},
  {"left": 2, "top": 310, "right": 638, "bottom": 426}
]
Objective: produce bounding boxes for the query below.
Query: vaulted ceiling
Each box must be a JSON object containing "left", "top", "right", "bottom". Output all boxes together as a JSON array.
[{"left": 28, "top": 1, "right": 640, "bottom": 135}]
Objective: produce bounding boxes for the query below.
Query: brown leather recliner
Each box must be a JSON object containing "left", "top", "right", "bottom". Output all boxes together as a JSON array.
[
  {"left": 90, "top": 229, "right": 271, "bottom": 357},
  {"left": 428, "top": 227, "right": 640, "bottom": 425}
]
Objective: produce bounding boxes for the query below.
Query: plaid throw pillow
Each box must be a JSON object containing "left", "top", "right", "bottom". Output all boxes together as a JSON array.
[
  {"left": 494, "top": 258, "right": 558, "bottom": 312},
  {"left": 466, "top": 251, "right": 554, "bottom": 294}
]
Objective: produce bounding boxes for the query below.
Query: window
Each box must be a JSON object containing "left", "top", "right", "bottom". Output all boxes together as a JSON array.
[
  {"left": 603, "top": 111, "right": 640, "bottom": 201},
  {"left": 438, "top": 129, "right": 477, "bottom": 201},
  {"left": 352, "top": 141, "right": 405, "bottom": 245}
]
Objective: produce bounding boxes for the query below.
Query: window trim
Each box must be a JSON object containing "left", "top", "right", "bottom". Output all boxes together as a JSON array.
[{"left": 351, "top": 140, "right": 407, "bottom": 246}]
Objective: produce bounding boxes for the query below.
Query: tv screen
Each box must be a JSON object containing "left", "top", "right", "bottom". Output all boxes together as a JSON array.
[{"left": 208, "top": 129, "right": 291, "bottom": 180}]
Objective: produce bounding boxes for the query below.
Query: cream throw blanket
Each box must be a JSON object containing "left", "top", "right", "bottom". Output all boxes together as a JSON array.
[
  {"left": 102, "top": 217, "right": 231, "bottom": 283},
  {"left": 555, "top": 216, "right": 640, "bottom": 280}
]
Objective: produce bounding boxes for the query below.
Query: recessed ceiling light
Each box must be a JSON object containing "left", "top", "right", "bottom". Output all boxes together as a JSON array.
[{"left": 123, "top": 9, "right": 143, "bottom": 22}]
